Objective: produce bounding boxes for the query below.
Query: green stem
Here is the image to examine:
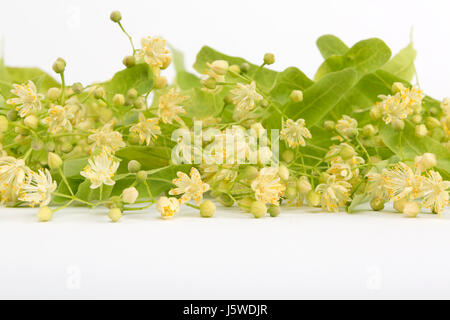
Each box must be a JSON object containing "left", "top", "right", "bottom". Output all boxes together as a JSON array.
[
  {"left": 185, "top": 203, "right": 200, "bottom": 210},
  {"left": 117, "top": 22, "right": 136, "bottom": 54},
  {"left": 58, "top": 168, "right": 74, "bottom": 196},
  {"left": 60, "top": 73, "right": 66, "bottom": 105}
]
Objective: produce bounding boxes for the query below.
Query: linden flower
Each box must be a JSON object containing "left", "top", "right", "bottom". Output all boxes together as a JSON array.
[
  {"left": 157, "top": 196, "right": 180, "bottom": 219},
  {"left": 230, "top": 81, "right": 262, "bottom": 112},
  {"left": 251, "top": 167, "right": 286, "bottom": 205},
  {"left": 315, "top": 175, "right": 352, "bottom": 212},
  {"left": 6, "top": 81, "right": 44, "bottom": 117},
  {"left": 335, "top": 115, "right": 358, "bottom": 139},
  {"left": 399, "top": 85, "right": 424, "bottom": 109},
  {"left": 280, "top": 118, "right": 312, "bottom": 148},
  {"left": 366, "top": 171, "right": 389, "bottom": 200},
  {"left": 136, "top": 36, "right": 170, "bottom": 69},
  {"left": 130, "top": 113, "right": 161, "bottom": 145},
  {"left": 327, "top": 162, "right": 354, "bottom": 181},
  {"left": 382, "top": 162, "right": 423, "bottom": 201},
  {"left": 157, "top": 88, "right": 187, "bottom": 125},
  {"left": 169, "top": 167, "right": 210, "bottom": 204},
  {"left": 0, "top": 156, "right": 30, "bottom": 203},
  {"left": 19, "top": 169, "right": 56, "bottom": 207},
  {"left": 43, "top": 105, "right": 74, "bottom": 133},
  {"left": 88, "top": 122, "right": 126, "bottom": 154},
  {"left": 422, "top": 170, "right": 450, "bottom": 214},
  {"left": 80, "top": 152, "right": 120, "bottom": 189}
]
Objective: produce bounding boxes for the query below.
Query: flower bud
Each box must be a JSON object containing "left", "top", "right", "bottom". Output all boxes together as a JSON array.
[
  {"left": 52, "top": 57, "right": 66, "bottom": 74},
  {"left": 324, "top": 120, "right": 335, "bottom": 131},
  {"left": 429, "top": 107, "right": 439, "bottom": 116},
  {"left": 94, "top": 87, "right": 106, "bottom": 99},
  {"left": 113, "top": 94, "right": 125, "bottom": 106},
  {"left": 127, "top": 88, "right": 138, "bottom": 100},
  {"left": 403, "top": 201, "right": 420, "bottom": 218},
  {"left": 229, "top": 64, "right": 240, "bottom": 74},
  {"left": 340, "top": 145, "right": 356, "bottom": 160},
  {"left": 48, "top": 152, "right": 63, "bottom": 169},
  {"left": 7, "top": 109, "right": 18, "bottom": 121},
  {"left": 250, "top": 201, "right": 267, "bottom": 218},
  {"left": 203, "top": 77, "right": 217, "bottom": 90},
  {"left": 282, "top": 150, "right": 294, "bottom": 163},
  {"left": 278, "top": 165, "right": 289, "bottom": 181},
  {"left": 217, "top": 193, "right": 234, "bottom": 207},
  {"left": 392, "top": 82, "right": 405, "bottom": 93},
  {"left": 47, "top": 87, "right": 61, "bottom": 101},
  {"left": 37, "top": 206, "right": 53, "bottom": 222},
  {"left": 244, "top": 166, "right": 258, "bottom": 180},
  {"left": 306, "top": 190, "right": 321, "bottom": 207},
  {"left": 136, "top": 170, "right": 148, "bottom": 183},
  {"left": 393, "top": 198, "right": 408, "bottom": 213},
  {"left": 200, "top": 200, "right": 216, "bottom": 218},
  {"left": 425, "top": 116, "right": 440, "bottom": 130},
  {"left": 108, "top": 208, "right": 123, "bottom": 222},
  {"left": 154, "top": 76, "right": 168, "bottom": 89},
  {"left": 110, "top": 10, "right": 122, "bottom": 23},
  {"left": 289, "top": 90, "right": 303, "bottom": 103},
  {"left": 415, "top": 124, "right": 428, "bottom": 138},
  {"left": 391, "top": 119, "right": 405, "bottom": 131},
  {"left": 261, "top": 99, "right": 269, "bottom": 108},
  {"left": 415, "top": 153, "right": 436, "bottom": 171},
  {"left": 128, "top": 160, "right": 141, "bottom": 173},
  {"left": 362, "top": 124, "right": 377, "bottom": 137},
  {"left": 268, "top": 205, "right": 280, "bottom": 217},
  {"left": 240, "top": 62, "right": 250, "bottom": 74},
  {"left": 411, "top": 114, "right": 422, "bottom": 124},
  {"left": 285, "top": 187, "right": 297, "bottom": 200},
  {"left": 0, "top": 115, "right": 8, "bottom": 133},
  {"left": 61, "top": 141, "right": 73, "bottom": 153},
  {"left": 134, "top": 96, "right": 147, "bottom": 109},
  {"left": 72, "top": 82, "right": 83, "bottom": 94},
  {"left": 369, "top": 107, "right": 382, "bottom": 120},
  {"left": 263, "top": 53, "right": 275, "bottom": 65},
  {"left": 297, "top": 176, "right": 312, "bottom": 194},
  {"left": 123, "top": 55, "right": 136, "bottom": 68},
  {"left": 319, "top": 172, "right": 330, "bottom": 184},
  {"left": 370, "top": 197, "right": 384, "bottom": 211},
  {"left": 222, "top": 94, "right": 233, "bottom": 105},
  {"left": 24, "top": 115, "right": 38, "bottom": 129},
  {"left": 122, "top": 187, "right": 138, "bottom": 204},
  {"left": 209, "top": 60, "right": 229, "bottom": 75}
]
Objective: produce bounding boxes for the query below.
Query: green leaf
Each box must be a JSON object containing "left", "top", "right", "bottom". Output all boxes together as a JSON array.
[
  {"left": 169, "top": 44, "right": 201, "bottom": 90},
  {"left": 316, "top": 35, "right": 349, "bottom": 59},
  {"left": 103, "top": 63, "right": 153, "bottom": 99},
  {"left": 315, "top": 38, "right": 391, "bottom": 81},
  {"left": 333, "top": 69, "right": 406, "bottom": 118},
  {"left": 286, "top": 69, "right": 358, "bottom": 127},
  {"left": 269, "top": 67, "right": 314, "bottom": 105},
  {"left": 183, "top": 87, "right": 224, "bottom": 118},
  {"left": 346, "top": 194, "right": 371, "bottom": 213},
  {"left": 115, "top": 146, "right": 171, "bottom": 169},
  {"left": 63, "top": 157, "right": 88, "bottom": 178},
  {"left": 380, "top": 122, "right": 450, "bottom": 179},
  {"left": 381, "top": 42, "right": 416, "bottom": 82},
  {"left": 194, "top": 46, "right": 277, "bottom": 91},
  {"left": 6, "top": 67, "right": 59, "bottom": 94}
]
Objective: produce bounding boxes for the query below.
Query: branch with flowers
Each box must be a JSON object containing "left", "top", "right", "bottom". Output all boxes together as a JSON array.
[{"left": 0, "top": 11, "right": 448, "bottom": 222}]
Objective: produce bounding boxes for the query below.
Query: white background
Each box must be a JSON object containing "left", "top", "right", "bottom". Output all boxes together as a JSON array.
[{"left": 1, "top": 0, "right": 450, "bottom": 300}]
